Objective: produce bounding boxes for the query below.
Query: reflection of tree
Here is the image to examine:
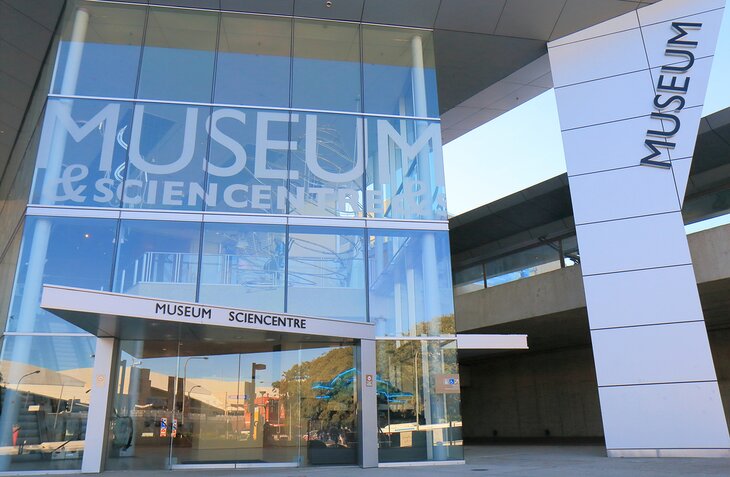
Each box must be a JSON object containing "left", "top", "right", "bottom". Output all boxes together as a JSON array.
[{"left": 274, "top": 347, "right": 356, "bottom": 439}]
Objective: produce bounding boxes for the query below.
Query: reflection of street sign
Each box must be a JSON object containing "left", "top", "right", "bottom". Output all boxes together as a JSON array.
[
  {"left": 172, "top": 418, "right": 177, "bottom": 438},
  {"left": 435, "top": 374, "right": 460, "bottom": 394},
  {"left": 160, "top": 418, "right": 167, "bottom": 437},
  {"left": 365, "top": 374, "right": 373, "bottom": 387},
  {"left": 228, "top": 394, "right": 248, "bottom": 400}
]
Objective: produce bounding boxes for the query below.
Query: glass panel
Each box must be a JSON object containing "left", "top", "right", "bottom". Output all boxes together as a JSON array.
[
  {"left": 297, "top": 345, "right": 358, "bottom": 465},
  {"left": 205, "top": 107, "right": 289, "bottom": 214},
  {"left": 232, "top": 346, "right": 302, "bottom": 464},
  {"left": 122, "top": 103, "right": 210, "bottom": 211},
  {"left": 113, "top": 220, "right": 201, "bottom": 302},
  {"left": 485, "top": 244, "right": 561, "bottom": 287},
  {"left": 453, "top": 264, "right": 484, "bottom": 296},
  {"left": 366, "top": 117, "right": 447, "bottom": 220},
  {"left": 137, "top": 8, "right": 218, "bottom": 103},
  {"left": 0, "top": 335, "right": 96, "bottom": 472},
  {"left": 52, "top": 2, "right": 145, "bottom": 98},
  {"left": 289, "top": 112, "right": 364, "bottom": 217},
  {"left": 362, "top": 26, "right": 438, "bottom": 118},
  {"left": 7, "top": 216, "right": 117, "bottom": 333},
  {"left": 377, "top": 340, "right": 463, "bottom": 463},
  {"left": 199, "top": 222, "right": 286, "bottom": 311},
  {"left": 215, "top": 14, "right": 291, "bottom": 108},
  {"left": 172, "top": 350, "right": 244, "bottom": 465},
  {"left": 368, "top": 229, "right": 455, "bottom": 337},
  {"left": 31, "top": 98, "right": 132, "bottom": 208},
  {"left": 292, "top": 19, "right": 361, "bottom": 113},
  {"left": 287, "top": 226, "right": 366, "bottom": 322},
  {"left": 106, "top": 340, "right": 179, "bottom": 471}
]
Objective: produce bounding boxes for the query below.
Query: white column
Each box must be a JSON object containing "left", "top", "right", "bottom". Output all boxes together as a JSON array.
[
  {"left": 548, "top": 0, "right": 730, "bottom": 457},
  {"left": 82, "top": 337, "right": 118, "bottom": 473}
]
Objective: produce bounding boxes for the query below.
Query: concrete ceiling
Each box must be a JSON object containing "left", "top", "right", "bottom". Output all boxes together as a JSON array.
[{"left": 0, "top": 0, "right": 662, "bottom": 198}]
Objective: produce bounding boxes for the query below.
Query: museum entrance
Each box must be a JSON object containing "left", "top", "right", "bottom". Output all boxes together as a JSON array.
[
  {"left": 39, "top": 285, "right": 377, "bottom": 471},
  {"left": 105, "top": 338, "right": 360, "bottom": 470}
]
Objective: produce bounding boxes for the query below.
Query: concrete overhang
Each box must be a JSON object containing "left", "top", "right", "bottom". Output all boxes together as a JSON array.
[{"left": 0, "top": 0, "right": 660, "bottom": 191}]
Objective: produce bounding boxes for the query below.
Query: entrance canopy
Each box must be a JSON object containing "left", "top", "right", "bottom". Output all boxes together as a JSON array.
[{"left": 40, "top": 285, "right": 375, "bottom": 349}]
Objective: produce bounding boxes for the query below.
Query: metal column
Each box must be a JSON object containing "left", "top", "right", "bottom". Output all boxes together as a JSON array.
[{"left": 357, "top": 339, "right": 378, "bottom": 468}]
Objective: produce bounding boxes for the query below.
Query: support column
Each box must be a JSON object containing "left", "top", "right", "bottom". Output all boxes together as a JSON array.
[
  {"left": 82, "top": 337, "right": 118, "bottom": 473},
  {"left": 357, "top": 339, "right": 378, "bottom": 468},
  {"left": 548, "top": 0, "right": 730, "bottom": 457}
]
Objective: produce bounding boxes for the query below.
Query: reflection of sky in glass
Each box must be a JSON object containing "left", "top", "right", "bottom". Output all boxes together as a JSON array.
[
  {"left": 53, "top": 43, "right": 142, "bottom": 98},
  {"left": 8, "top": 216, "right": 117, "bottom": 333}
]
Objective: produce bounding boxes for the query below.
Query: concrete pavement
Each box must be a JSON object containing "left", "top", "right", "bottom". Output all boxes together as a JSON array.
[{"left": 37, "top": 445, "right": 730, "bottom": 476}]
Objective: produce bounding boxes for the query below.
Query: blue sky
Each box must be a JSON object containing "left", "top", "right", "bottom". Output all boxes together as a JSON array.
[{"left": 443, "top": 6, "right": 730, "bottom": 217}]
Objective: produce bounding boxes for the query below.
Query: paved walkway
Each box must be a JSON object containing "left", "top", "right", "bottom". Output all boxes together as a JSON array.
[{"left": 43, "top": 445, "right": 730, "bottom": 476}]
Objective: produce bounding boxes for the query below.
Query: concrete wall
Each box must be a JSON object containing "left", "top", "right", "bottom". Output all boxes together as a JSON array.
[
  {"left": 461, "top": 346, "right": 603, "bottom": 440},
  {"left": 462, "top": 327, "right": 730, "bottom": 442}
]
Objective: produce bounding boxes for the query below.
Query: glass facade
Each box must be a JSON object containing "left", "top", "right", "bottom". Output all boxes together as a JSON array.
[{"left": 0, "top": 0, "right": 461, "bottom": 471}]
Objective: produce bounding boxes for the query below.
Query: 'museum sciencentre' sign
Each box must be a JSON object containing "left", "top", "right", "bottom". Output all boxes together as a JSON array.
[
  {"left": 640, "top": 22, "right": 702, "bottom": 169},
  {"left": 37, "top": 103, "right": 446, "bottom": 217},
  {"left": 40, "top": 285, "right": 375, "bottom": 340}
]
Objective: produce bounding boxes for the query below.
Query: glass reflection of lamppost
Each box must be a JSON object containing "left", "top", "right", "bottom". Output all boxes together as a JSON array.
[
  {"left": 182, "top": 357, "right": 208, "bottom": 426},
  {"left": 249, "top": 363, "right": 266, "bottom": 437},
  {"left": 16, "top": 370, "right": 41, "bottom": 410},
  {"left": 188, "top": 385, "right": 203, "bottom": 416},
  {"left": 15, "top": 370, "right": 40, "bottom": 393}
]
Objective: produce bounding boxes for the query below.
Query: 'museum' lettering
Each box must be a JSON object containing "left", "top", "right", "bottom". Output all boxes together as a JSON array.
[{"left": 640, "top": 22, "right": 702, "bottom": 169}]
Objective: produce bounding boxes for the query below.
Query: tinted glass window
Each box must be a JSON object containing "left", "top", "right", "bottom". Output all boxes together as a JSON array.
[
  {"left": 113, "top": 220, "right": 202, "bottom": 302},
  {"left": 289, "top": 112, "right": 364, "bottom": 217},
  {"left": 363, "top": 26, "right": 438, "bottom": 118},
  {"left": 52, "top": 2, "right": 145, "bottom": 98},
  {"left": 215, "top": 14, "right": 291, "bottom": 108},
  {"left": 31, "top": 98, "right": 132, "bottom": 208},
  {"left": 137, "top": 8, "right": 218, "bottom": 102},
  {"left": 292, "top": 20, "right": 361, "bottom": 112},
  {"left": 199, "top": 222, "right": 286, "bottom": 311},
  {"left": 368, "top": 229, "right": 454, "bottom": 336},
  {"left": 205, "top": 107, "right": 290, "bottom": 214},
  {"left": 287, "top": 226, "right": 366, "bottom": 321},
  {"left": 7, "top": 216, "right": 117, "bottom": 333},
  {"left": 122, "top": 103, "right": 210, "bottom": 211},
  {"left": 366, "top": 117, "right": 447, "bottom": 220},
  {"left": 0, "top": 335, "right": 96, "bottom": 471}
]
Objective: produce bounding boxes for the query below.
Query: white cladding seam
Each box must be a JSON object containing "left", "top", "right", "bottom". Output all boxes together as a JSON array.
[{"left": 548, "top": 0, "right": 730, "bottom": 455}]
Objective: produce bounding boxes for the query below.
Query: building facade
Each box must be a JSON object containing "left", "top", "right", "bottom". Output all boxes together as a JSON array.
[{"left": 0, "top": 0, "right": 463, "bottom": 471}]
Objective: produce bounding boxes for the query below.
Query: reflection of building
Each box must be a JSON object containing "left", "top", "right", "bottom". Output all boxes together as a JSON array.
[{"left": 0, "top": 0, "right": 724, "bottom": 473}]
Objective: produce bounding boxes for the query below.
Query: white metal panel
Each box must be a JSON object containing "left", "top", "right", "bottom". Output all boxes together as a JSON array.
[
  {"left": 550, "top": 27, "right": 647, "bottom": 88},
  {"left": 637, "top": 0, "right": 724, "bottom": 26},
  {"left": 554, "top": 69, "right": 655, "bottom": 130},
  {"left": 549, "top": 8, "right": 639, "bottom": 47},
  {"left": 576, "top": 212, "right": 692, "bottom": 276},
  {"left": 583, "top": 264, "right": 703, "bottom": 330},
  {"left": 591, "top": 321, "right": 718, "bottom": 386},
  {"left": 599, "top": 382, "right": 730, "bottom": 449},
  {"left": 569, "top": 165, "right": 681, "bottom": 225}
]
